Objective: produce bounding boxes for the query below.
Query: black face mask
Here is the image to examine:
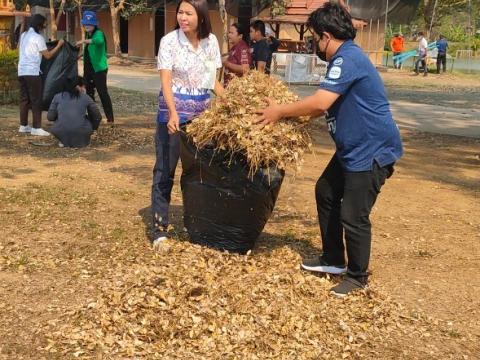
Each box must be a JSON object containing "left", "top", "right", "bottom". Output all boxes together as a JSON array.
[
  {"left": 315, "top": 38, "right": 330, "bottom": 62},
  {"left": 316, "top": 49, "right": 327, "bottom": 62}
]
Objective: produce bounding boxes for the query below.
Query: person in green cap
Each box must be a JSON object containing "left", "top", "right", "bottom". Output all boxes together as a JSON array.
[{"left": 76, "top": 11, "right": 114, "bottom": 123}]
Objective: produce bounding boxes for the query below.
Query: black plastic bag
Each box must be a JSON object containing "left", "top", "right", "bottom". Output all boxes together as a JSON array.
[
  {"left": 180, "top": 133, "right": 284, "bottom": 254},
  {"left": 41, "top": 41, "right": 79, "bottom": 110}
]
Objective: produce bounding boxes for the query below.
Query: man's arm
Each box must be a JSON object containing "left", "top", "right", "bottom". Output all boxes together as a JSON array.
[{"left": 256, "top": 88, "right": 340, "bottom": 125}]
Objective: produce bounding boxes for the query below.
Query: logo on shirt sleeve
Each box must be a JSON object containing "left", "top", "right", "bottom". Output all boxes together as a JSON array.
[
  {"left": 333, "top": 57, "right": 343, "bottom": 66},
  {"left": 328, "top": 66, "right": 342, "bottom": 79}
]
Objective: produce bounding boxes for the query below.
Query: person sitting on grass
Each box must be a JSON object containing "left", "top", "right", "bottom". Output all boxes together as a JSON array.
[{"left": 47, "top": 76, "right": 102, "bottom": 148}]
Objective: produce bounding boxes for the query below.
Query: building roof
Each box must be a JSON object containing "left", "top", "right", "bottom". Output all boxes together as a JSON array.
[
  {"left": 258, "top": 0, "right": 419, "bottom": 25},
  {"left": 257, "top": 0, "right": 367, "bottom": 28}
]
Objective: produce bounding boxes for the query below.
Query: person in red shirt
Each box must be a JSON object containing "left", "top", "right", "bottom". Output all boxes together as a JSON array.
[
  {"left": 222, "top": 23, "right": 252, "bottom": 86},
  {"left": 390, "top": 33, "right": 405, "bottom": 69}
]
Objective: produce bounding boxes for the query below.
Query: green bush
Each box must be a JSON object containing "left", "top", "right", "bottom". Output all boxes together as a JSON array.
[{"left": 0, "top": 50, "right": 19, "bottom": 105}]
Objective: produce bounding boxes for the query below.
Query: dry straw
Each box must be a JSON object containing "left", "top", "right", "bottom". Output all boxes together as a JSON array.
[{"left": 187, "top": 71, "right": 312, "bottom": 175}]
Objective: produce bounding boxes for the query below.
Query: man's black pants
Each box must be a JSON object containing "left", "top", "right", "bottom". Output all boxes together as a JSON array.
[
  {"left": 84, "top": 69, "right": 114, "bottom": 122},
  {"left": 315, "top": 155, "right": 394, "bottom": 278},
  {"left": 436, "top": 53, "right": 447, "bottom": 73}
]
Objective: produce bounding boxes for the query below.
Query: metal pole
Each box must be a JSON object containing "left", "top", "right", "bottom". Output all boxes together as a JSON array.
[{"left": 384, "top": 0, "right": 389, "bottom": 32}]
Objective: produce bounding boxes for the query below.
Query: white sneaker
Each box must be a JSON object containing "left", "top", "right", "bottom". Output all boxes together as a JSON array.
[
  {"left": 152, "top": 236, "right": 168, "bottom": 251},
  {"left": 30, "top": 128, "right": 50, "bottom": 136},
  {"left": 58, "top": 142, "right": 65, "bottom": 148},
  {"left": 19, "top": 125, "right": 32, "bottom": 133}
]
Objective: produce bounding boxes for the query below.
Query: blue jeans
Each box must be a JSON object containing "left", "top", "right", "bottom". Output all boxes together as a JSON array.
[
  {"left": 151, "top": 123, "right": 181, "bottom": 235},
  {"left": 415, "top": 55, "right": 427, "bottom": 74}
]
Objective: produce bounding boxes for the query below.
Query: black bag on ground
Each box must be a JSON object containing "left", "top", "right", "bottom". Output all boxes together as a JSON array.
[
  {"left": 41, "top": 41, "right": 79, "bottom": 111},
  {"left": 180, "top": 132, "right": 284, "bottom": 254}
]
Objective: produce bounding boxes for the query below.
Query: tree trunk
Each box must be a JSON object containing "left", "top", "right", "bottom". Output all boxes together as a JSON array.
[
  {"left": 77, "top": 3, "right": 85, "bottom": 42},
  {"left": 49, "top": 0, "right": 57, "bottom": 40},
  {"left": 110, "top": 6, "right": 121, "bottom": 56},
  {"left": 109, "top": 0, "right": 125, "bottom": 57}
]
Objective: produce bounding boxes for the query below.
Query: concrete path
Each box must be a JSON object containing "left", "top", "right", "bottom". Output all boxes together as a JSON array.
[
  {"left": 107, "top": 67, "right": 480, "bottom": 138},
  {"left": 108, "top": 67, "right": 160, "bottom": 94}
]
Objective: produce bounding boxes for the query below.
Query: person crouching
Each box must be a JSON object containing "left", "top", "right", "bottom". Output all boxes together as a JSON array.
[{"left": 47, "top": 76, "right": 102, "bottom": 148}]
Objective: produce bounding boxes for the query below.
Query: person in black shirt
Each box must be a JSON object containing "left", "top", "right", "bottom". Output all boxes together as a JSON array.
[{"left": 250, "top": 20, "right": 273, "bottom": 74}]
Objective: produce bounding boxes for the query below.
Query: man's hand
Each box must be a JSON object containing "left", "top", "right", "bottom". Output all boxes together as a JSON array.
[
  {"left": 75, "top": 40, "right": 83, "bottom": 46},
  {"left": 167, "top": 112, "right": 181, "bottom": 134},
  {"left": 57, "top": 39, "right": 65, "bottom": 47},
  {"left": 255, "top": 98, "right": 283, "bottom": 126}
]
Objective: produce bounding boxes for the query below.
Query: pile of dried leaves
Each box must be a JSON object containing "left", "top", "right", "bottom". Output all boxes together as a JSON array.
[
  {"left": 187, "top": 71, "right": 311, "bottom": 175},
  {"left": 46, "top": 240, "right": 443, "bottom": 359},
  {"left": 91, "top": 125, "right": 152, "bottom": 149}
]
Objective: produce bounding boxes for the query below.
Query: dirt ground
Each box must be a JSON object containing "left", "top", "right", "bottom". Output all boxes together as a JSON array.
[{"left": 0, "top": 76, "right": 479, "bottom": 359}]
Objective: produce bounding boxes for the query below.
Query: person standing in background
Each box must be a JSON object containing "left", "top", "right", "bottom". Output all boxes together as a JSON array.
[
  {"left": 76, "top": 11, "right": 114, "bottom": 123},
  {"left": 390, "top": 33, "right": 404, "bottom": 69},
  {"left": 436, "top": 34, "right": 448, "bottom": 74},
  {"left": 250, "top": 20, "right": 273, "bottom": 74},
  {"left": 18, "top": 14, "right": 64, "bottom": 136},
  {"left": 414, "top": 31, "right": 428, "bottom": 76},
  {"left": 222, "top": 23, "right": 252, "bottom": 86}
]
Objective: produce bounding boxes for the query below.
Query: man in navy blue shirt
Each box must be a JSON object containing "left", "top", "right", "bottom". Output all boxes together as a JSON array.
[
  {"left": 436, "top": 35, "right": 448, "bottom": 74},
  {"left": 257, "top": 3, "right": 403, "bottom": 297},
  {"left": 250, "top": 20, "right": 274, "bottom": 74}
]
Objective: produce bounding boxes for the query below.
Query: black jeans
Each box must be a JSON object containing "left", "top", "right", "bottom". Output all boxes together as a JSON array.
[
  {"left": 436, "top": 53, "right": 447, "bottom": 73},
  {"left": 151, "top": 123, "right": 181, "bottom": 234},
  {"left": 315, "top": 155, "right": 394, "bottom": 278},
  {"left": 84, "top": 68, "right": 114, "bottom": 122},
  {"left": 415, "top": 55, "right": 428, "bottom": 74},
  {"left": 18, "top": 76, "right": 43, "bottom": 128}
]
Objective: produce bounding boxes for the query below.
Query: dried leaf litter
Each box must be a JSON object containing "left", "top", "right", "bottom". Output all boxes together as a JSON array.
[{"left": 187, "top": 71, "right": 312, "bottom": 175}]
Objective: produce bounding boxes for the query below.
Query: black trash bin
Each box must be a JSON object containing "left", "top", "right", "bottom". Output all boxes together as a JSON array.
[{"left": 180, "top": 132, "right": 284, "bottom": 254}]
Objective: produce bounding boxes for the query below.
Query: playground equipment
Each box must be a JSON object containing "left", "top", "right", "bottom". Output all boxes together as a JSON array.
[{"left": 393, "top": 41, "right": 438, "bottom": 65}]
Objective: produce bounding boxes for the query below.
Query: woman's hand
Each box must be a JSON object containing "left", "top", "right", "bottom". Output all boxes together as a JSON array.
[
  {"left": 76, "top": 40, "right": 83, "bottom": 46},
  {"left": 167, "top": 112, "right": 180, "bottom": 134}
]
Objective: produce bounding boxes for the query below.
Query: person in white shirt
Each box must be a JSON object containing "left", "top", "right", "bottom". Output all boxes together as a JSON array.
[
  {"left": 17, "top": 14, "right": 64, "bottom": 136},
  {"left": 414, "top": 31, "right": 428, "bottom": 76},
  {"left": 151, "top": 0, "right": 224, "bottom": 249}
]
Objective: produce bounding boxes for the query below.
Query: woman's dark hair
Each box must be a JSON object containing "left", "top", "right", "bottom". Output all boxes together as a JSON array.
[
  {"left": 231, "top": 23, "right": 247, "bottom": 39},
  {"left": 30, "top": 14, "right": 47, "bottom": 34},
  {"left": 175, "top": 0, "right": 212, "bottom": 40},
  {"left": 63, "top": 76, "right": 85, "bottom": 99},
  {"left": 307, "top": 3, "right": 356, "bottom": 41},
  {"left": 250, "top": 20, "right": 266, "bottom": 37}
]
